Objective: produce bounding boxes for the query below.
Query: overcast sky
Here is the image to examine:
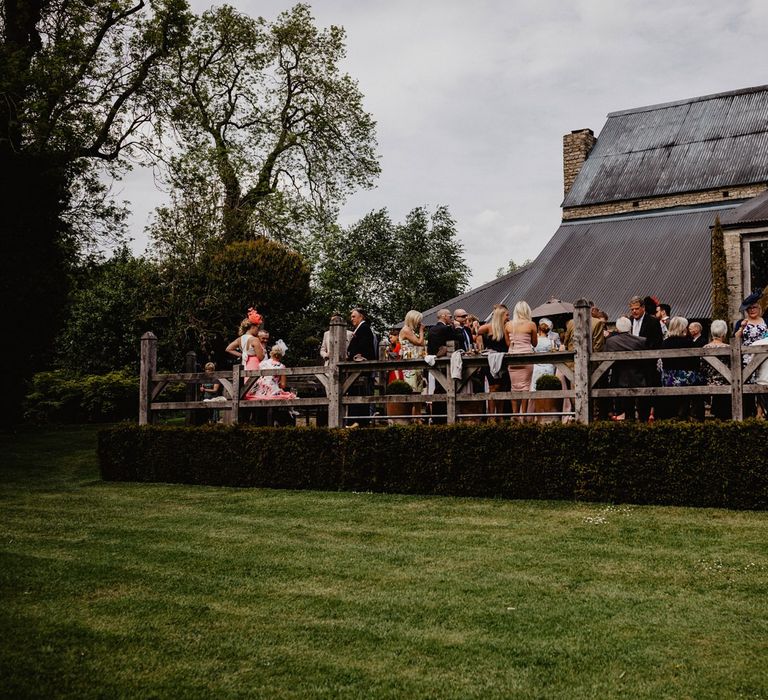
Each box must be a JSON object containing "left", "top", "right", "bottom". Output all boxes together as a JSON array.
[{"left": 120, "top": 0, "right": 768, "bottom": 286}]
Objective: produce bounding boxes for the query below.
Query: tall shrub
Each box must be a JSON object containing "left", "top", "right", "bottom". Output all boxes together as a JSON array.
[{"left": 711, "top": 215, "right": 729, "bottom": 323}]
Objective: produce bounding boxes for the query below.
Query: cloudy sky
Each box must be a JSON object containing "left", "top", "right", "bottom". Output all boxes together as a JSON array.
[{"left": 121, "top": 0, "right": 768, "bottom": 286}]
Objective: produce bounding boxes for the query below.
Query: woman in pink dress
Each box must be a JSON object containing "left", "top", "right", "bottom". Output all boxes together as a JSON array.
[{"left": 505, "top": 301, "right": 538, "bottom": 419}]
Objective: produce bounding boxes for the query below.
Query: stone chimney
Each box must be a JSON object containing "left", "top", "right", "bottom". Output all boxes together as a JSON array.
[{"left": 563, "top": 128, "right": 596, "bottom": 197}]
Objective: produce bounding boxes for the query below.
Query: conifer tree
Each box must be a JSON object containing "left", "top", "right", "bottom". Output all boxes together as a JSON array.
[{"left": 711, "top": 215, "right": 729, "bottom": 323}]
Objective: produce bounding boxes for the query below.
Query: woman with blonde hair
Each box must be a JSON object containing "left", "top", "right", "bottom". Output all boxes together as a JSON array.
[
  {"left": 476, "top": 305, "right": 509, "bottom": 419},
  {"left": 505, "top": 301, "right": 537, "bottom": 419},
  {"left": 657, "top": 316, "right": 697, "bottom": 420},
  {"left": 226, "top": 318, "right": 265, "bottom": 371},
  {"left": 398, "top": 310, "right": 426, "bottom": 415}
]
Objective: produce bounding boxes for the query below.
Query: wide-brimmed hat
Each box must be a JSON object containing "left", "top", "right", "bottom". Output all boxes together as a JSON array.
[
  {"left": 740, "top": 288, "right": 764, "bottom": 312},
  {"left": 538, "top": 317, "right": 553, "bottom": 329}
]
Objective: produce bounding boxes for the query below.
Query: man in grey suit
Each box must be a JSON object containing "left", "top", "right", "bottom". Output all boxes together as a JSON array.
[{"left": 605, "top": 316, "right": 648, "bottom": 420}]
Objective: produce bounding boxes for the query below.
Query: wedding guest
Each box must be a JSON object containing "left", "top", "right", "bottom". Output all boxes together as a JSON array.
[
  {"left": 505, "top": 301, "right": 537, "bottom": 419},
  {"left": 226, "top": 319, "right": 265, "bottom": 370},
  {"left": 657, "top": 317, "right": 698, "bottom": 420},
  {"left": 702, "top": 320, "right": 731, "bottom": 420},
  {"left": 736, "top": 290, "right": 768, "bottom": 417},
  {"left": 476, "top": 305, "right": 509, "bottom": 420}
]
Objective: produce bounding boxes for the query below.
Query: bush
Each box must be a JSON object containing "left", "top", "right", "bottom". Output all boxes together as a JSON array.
[
  {"left": 98, "top": 420, "right": 768, "bottom": 509},
  {"left": 24, "top": 370, "right": 140, "bottom": 423},
  {"left": 535, "top": 373, "right": 562, "bottom": 391},
  {"left": 386, "top": 380, "right": 413, "bottom": 395}
]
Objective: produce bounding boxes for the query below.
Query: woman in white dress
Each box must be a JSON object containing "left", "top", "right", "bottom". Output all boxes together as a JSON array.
[{"left": 528, "top": 318, "right": 556, "bottom": 418}]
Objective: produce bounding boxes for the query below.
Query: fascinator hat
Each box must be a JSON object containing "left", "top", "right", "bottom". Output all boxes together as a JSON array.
[{"left": 739, "top": 288, "right": 764, "bottom": 312}]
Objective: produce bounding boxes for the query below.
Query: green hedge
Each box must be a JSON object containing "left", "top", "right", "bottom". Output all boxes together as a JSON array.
[{"left": 98, "top": 421, "right": 768, "bottom": 510}]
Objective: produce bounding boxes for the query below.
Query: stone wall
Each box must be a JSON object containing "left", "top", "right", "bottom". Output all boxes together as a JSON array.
[
  {"left": 723, "top": 228, "right": 744, "bottom": 322},
  {"left": 562, "top": 183, "right": 768, "bottom": 221}
]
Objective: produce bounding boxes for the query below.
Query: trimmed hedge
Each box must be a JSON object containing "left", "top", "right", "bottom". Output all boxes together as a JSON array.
[{"left": 98, "top": 421, "right": 768, "bottom": 510}]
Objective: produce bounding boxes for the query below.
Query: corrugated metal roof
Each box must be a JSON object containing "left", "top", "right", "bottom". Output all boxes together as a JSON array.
[
  {"left": 423, "top": 204, "right": 740, "bottom": 324},
  {"left": 420, "top": 265, "right": 530, "bottom": 326},
  {"left": 720, "top": 189, "right": 768, "bottom": 226},
  {"left": 563, "top": 85, "right": 768, "bottom": 208}
]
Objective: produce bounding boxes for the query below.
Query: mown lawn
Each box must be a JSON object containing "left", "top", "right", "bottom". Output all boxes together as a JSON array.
[{"left": 1, "top": 426, "right": 767, "bottom": 699}]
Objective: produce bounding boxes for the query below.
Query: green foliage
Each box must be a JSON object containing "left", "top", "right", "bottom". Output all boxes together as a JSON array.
[
  {"left": 711, "top": 215, "right": 730, "bottom": 323},
  {"left": 99, "top": 421, "right": 768, "bottom": 509},
  {"left": 163, "top": 3, "right": 380, "bottom": 243},
  {"left": 388, "top": 206, "right": 471, "bottom": 317},
  {"left": 24, "top": 370, "right": 139, "bottom": 423},
  {"left": 495, "top": 257, "right": 533, "bottom": 279},
  {"left": 59, "top": 247, "right": 161, "bottom": 373},
  {"left": 1, "top": 0, "right": 191, "bottom": 421},
  {"left": 206, "top": 238, "right": 311, "bottom": 341},
  {"left": 313, "top": 205, "right": 470, "bottom": 328},
  {"left": 535, "top": 373, "right": 562, "bottom": 390},
  {"left": 312, "top": 210, "right": 394, "bottom": 328},
  {"left": 385, "top": 380, "right": 413, "bottom": 395}
]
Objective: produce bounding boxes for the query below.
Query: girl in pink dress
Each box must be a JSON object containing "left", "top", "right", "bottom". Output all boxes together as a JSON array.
[{"left": 505, "top": 301, "right": 538, "bottom": 420}]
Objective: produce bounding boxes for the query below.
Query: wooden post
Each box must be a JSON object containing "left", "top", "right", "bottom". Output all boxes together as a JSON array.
[
  {"left": 573, "top": 299, "right": 591, "bottom": 424},
  {"left": 230, "top": 364, "right": 241, "bottom": 425},
  {"left": 327, "top": 314, "right": 345, "bottom": 428},
  {"left": 185, "top": 351, "right": 197, "bottom": 426},
  {"left": 730, "top": 338, "right": 743, "bottom": 421},
  {"left": 139, "top": 332, "right": 157, "bottom": 425},
  {"left": 446, "top": 340, "right": 456, "bottom": 424}
]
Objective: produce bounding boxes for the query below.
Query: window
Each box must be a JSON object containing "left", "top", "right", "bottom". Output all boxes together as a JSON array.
[{"left": 744, "top": 234, "right": 768, "bottom": 293}]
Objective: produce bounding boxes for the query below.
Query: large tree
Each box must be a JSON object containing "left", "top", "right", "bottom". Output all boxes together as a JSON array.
[
  {"left": 389, "top": 206, "right": 471, "bottom": 317},
  {"left": 0, "top": 0, "right": 191, "bottom": 419},
  {"left": 163, "top": 3, "right": 380, "bottom": 243},
  {"left": 313, "top": 206, "right": 471, "bottom": 329}
]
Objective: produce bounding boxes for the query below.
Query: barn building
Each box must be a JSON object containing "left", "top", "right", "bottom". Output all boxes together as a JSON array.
[{"left": 423, "top": 84, "right": 768, "bottom": 324}]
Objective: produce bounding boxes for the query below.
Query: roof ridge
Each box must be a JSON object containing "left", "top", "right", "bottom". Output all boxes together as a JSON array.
[
  {"left": 590, "top": 128, "right": 768, "bottom": 157},
  {"left": 607, "top": 84, "right": 768, "bottom": 118}
]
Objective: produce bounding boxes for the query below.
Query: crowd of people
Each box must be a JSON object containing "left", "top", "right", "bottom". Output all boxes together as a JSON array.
[
  {"left": 199, "top": 290, "right": 768, "bottom": 425},
  {"left": 199, "top": 308, "right": 297, "bottom": 424},
  {"left": 344, "top": 288, "right": 768, "bottom": 424}
]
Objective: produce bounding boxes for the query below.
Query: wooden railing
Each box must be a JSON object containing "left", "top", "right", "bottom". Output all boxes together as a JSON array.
[{"left": 139, "top": 300, "right": 768, "bottom": 426}]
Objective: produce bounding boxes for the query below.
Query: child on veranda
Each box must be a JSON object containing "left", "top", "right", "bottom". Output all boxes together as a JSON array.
[{"left": 201, "top": 362, "right": 222, "bottom": 422}]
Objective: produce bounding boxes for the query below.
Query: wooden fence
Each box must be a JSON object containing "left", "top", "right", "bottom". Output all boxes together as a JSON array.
[{"left": 139, "top": 300, "right": 768, "bottom": 426}]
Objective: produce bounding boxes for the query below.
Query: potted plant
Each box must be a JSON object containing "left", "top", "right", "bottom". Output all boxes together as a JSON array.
[
  {"left": 386, "top": 380, "right": 413, "bottom": 424},
  {"left": 534, "top": 373, "right": 562, "bottom": 423}
]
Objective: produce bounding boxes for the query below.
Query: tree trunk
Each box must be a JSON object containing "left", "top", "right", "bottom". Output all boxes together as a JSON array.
[{"left": 0, "top": 152, "right": 71, "bottom": 422}]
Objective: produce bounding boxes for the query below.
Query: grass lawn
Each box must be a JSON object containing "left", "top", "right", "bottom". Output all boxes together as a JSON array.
[{"left": 1, "top": 427, "right": 767, "bottom": 699}]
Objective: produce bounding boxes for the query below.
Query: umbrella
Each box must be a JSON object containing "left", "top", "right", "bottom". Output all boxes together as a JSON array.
[{"left": 530, "top": 298, "right": 575, "bottom": 317}]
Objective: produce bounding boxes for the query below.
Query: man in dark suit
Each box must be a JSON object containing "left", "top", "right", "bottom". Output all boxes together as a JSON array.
[
  {"left": 453, "top": 308, "right": 474, "bottom": 351},
  {"left": 427, "top": 308, "right": 456, "bottom": 355},
  {"left": 426, "top": 309, "right": 455, "bottom": 424},
  {"left": 346, "top": 307, "right": 377, "bottom": 426},
  {"left": 605, "top": 316, "right": 649, "bottom": 420},
  {"left": 347, "top": 307, "right": 376, "bottom": 361},
  {"left": 629, "top": 295, "right": 663, "bottom": 421}
]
